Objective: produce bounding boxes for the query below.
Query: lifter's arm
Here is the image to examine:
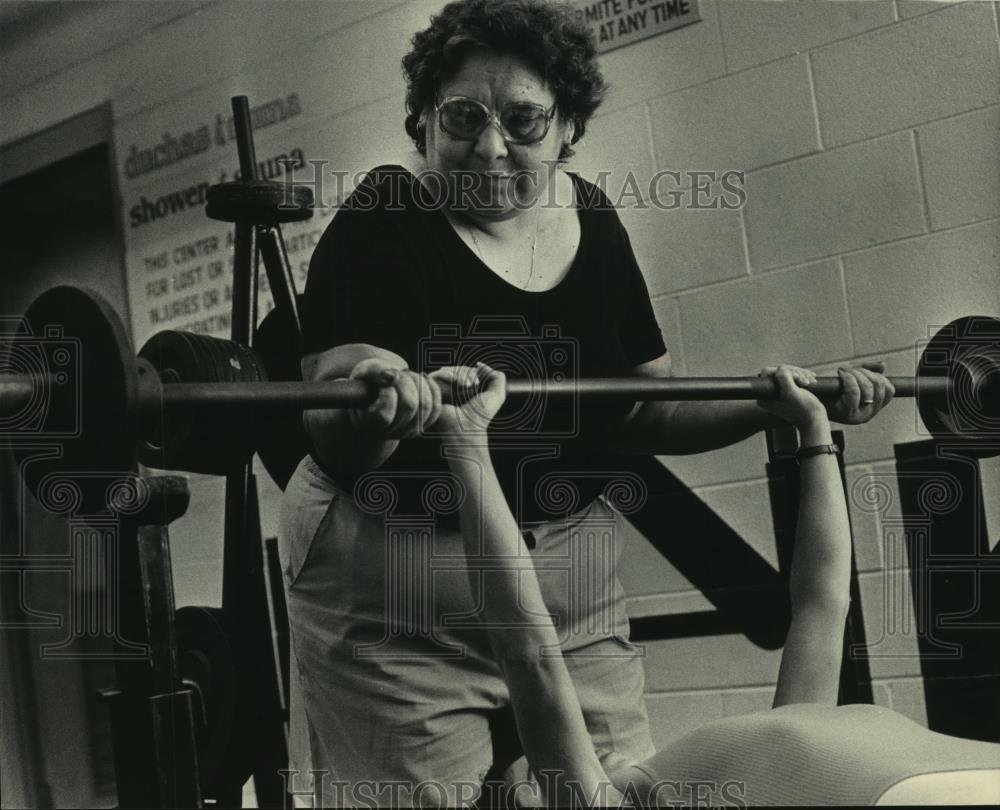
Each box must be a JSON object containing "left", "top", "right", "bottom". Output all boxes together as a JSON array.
[
  {"left": 445, "top": 443, "right": 612, "bottom": 802},
  {"left": 301, "top": 344, "right": 403, "bottom": 484},
  {"left": 301, "top": 344, "right": 441, "bottom": 486},
  {"left": 433, "top": 364, "right": 617, "bottom": 806},
  {"left": 610, "top": 352, "right": 894, "bottom": 455},
  {"left": 768, "top": 370, "right": 852, "bottom": 708},
  {"left": 609, "top": 352, "right": 786, "bottom": 454}
]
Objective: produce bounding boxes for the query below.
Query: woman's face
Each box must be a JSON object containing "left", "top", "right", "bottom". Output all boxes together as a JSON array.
[{"left": 422, "top": 49, "right": 571, "bottom": 222}]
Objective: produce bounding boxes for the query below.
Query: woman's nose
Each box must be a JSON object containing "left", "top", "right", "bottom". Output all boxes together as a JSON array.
[{"left": 473, "top": 121, "right": 509, "bottom": 162}]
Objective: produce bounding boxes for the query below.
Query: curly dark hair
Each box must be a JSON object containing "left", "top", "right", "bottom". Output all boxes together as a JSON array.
[{"left": 402, "top": 0, "right": 608, "bottom": 161}]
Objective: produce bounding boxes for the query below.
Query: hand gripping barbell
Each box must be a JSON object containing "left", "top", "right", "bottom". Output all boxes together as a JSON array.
[{"left": 1, "top": 286, "right": 997, "bottom": 512}]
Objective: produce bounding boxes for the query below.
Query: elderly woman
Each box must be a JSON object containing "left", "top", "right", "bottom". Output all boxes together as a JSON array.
[{"left": 280, "top": 0, "right": 895, "bottom": 804}]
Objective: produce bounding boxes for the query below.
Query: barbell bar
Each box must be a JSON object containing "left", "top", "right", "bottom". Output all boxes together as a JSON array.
[
  {"left": 153, "top": 374, "right": 949, "bottom": 410},
  {"left": 2, "top": 286, "right": 998, "bottom": 512},
  {"left": 0, "top": 375, "right": 36, "bottom": 413},
  {"left": 1, "top": 355, "right": 961, "bottom": 414}
]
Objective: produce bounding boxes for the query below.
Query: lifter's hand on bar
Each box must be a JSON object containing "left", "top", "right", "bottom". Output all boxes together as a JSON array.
[
  {"left": 756, "top": 365, "right": 828, "bottom": 429},
  {"left": 824, "top": 362, "right": 895, "bottom": 425},
  {"left": 346, "top": 358, "right": 442, "bottom": 439},
  {"left": 428, "top": 362, "right": 507, "bottom": 438}
]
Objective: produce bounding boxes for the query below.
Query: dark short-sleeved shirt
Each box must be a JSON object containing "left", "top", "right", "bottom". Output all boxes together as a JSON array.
[{"left": 302, "top": 165, "right": 666, "bottom": 524}]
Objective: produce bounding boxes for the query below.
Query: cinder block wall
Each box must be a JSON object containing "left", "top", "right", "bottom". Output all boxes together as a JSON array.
[
  {"left": 572, "top": 0, "right": 1000, "bottom": 746},
  {"left": 2, "top": 0, "right": 997, "bottom": 759}
]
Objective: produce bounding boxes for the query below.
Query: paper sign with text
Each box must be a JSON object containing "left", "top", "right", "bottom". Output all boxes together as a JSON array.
[{"left": 572, "top": 0, "right": 700, "bottom": 53}]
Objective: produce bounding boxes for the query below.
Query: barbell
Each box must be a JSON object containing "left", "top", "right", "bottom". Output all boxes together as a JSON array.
[{"left": 2, "top": 286, "right": 998, "bottom": 511}]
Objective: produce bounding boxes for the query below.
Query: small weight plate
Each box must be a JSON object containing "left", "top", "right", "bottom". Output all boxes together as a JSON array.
[{"left": 206, "top": 181, "right": 313, "bottom": 225}]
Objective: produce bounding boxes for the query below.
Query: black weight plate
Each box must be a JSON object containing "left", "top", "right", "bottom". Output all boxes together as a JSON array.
[
  {"left": 917, "top": 315, "right": 1000, "bottom": 458},
  {"left": 137, "top": 331, "right": 266, "bottom": 474},
  {"left": 136, "top": 331, "right": 196, "bottom": 472},
  {"left": 206, "top": 181, "right": 313, "bottom": 225},
  {"left": 14, "top": 286, "right": 139, "bottom": 514},
  {"left": 175, "top": 606, "right": 237, "bottom": 793}
]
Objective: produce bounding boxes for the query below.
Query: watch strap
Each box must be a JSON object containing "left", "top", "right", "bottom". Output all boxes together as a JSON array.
[{"left": 796, "top": 443, "right": 840, "bottom": 463}]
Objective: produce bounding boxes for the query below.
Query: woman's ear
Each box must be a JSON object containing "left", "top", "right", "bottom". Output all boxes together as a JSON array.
[{"left": 565, "top": 118, "right": 578, "bottom": 145}]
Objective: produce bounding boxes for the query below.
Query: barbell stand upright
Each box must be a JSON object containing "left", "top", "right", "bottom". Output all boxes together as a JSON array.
[
  {"left": 213, "top": 94, "right": 295, "bottom": 807},
  {"left": 101, "top": 475, "right": 202, "bottom": 809}
]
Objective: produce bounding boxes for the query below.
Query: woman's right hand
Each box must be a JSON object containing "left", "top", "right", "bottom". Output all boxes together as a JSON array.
[
  {"left": 756, "top": 364, "right": 828, "bottom": 429},
  {"left": 428, "top": 362, "right": 506, "bottom": 437},
  {"left": 347, "top": 358, "right": 442, "bottom": 439}
]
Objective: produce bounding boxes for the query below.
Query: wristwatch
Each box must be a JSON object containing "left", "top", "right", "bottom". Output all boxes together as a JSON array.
[{"left": 795, "top": 443, "right": 840, "bottom": 463}]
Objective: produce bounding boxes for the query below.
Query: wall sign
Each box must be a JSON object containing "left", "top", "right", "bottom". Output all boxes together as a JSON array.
[
  {"left": 573, "top": 0, "right": 700, "bottom": 53},
  {"left": 114, "top": 88, "right": 336, "bottom": 351}
]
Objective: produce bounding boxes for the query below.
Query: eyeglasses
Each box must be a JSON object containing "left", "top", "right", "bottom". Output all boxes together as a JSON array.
[{"left": 434, "top": 96, "right": 557, "bottom": 145}]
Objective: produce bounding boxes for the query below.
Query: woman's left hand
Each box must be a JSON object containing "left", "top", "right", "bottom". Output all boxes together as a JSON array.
[
  {"left": 426, "top": 362, "right": 506, "bottom": 436},
  {"left": 826, "top": 362, "right": 896, "bottom": 424}
]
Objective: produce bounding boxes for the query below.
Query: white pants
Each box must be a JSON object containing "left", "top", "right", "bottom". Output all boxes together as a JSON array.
[{"left": 277, "top": 455, "right": 654, "bottom": 807}]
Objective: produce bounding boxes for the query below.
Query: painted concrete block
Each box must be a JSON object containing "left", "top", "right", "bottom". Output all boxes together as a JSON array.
[
  {"left": 620, "top": 478, "right": 782, "bottom": 597},
  {"left": 855, "top": 567, "right": 927, "bottom": 679},
  {"left": 743, "top": 132, "right": 925, "bottom": 271},
  {"left": 885, "top": 676, "right": 930, "bottom": 725},
  {"left": 649, "top": 55, "right": 819, "bottom": 174},
  {"left": 843, "top": 220, "right": 1000, "bottom": 356},
  {"left": 656, "top": 434, "right": 770, "bottom": 491},
  {"left": 627, "top": 589, "right": 716, "bottom": 620},
  {"left": 640, "top": 633, "right": 783, "bottom": 692},
  {"left": 719, "top": 685, "right": 774, "bottom": 717},
  {"left": 811, "top": 2, "right": 1000, "bottom": 146},
  {"left": 651, "top": 297, "right": 686, "bottom": 374},
  {"left": 620, "top": 517, "right": 703, "bottom": 597},
  {"left": 844, "top": 464, "right": 887, "bottom": 573},
  {"left": 619, "top": 190, "right": 747, "bottom": 296},
  {"left": 645, "top": 690, "right": 726, "bottom": 748},
  {"left": 896, "top": 0, "right": 962, "bottom": 19},
  {"left": 678, "top": 261, "right": 853, "bottom": 374},
  {"left": 919, "top": 106, "right": 1000, "bottom": 230},
  {"left": 0, "top": 1, "right": 205, "bottom": 99},
  {"left": 572, "top": 104, "right": 657, "bottom": 206},
  {"left": 719, "top": 0, "right": 895, "bottom": 71}
]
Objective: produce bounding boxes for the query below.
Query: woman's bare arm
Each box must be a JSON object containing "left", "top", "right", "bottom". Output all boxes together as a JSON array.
[
  {"left": 432, "top": 364, "right": 617, "bottom": 806},
  {"left": 765, "top": 370, "right": 852, "bottom": 707},
  {"left": 610, "top": 353, "right": 786, "bottom": 454},
  {"left": 610, "top": 352, "right": 895, "bottom": 456},
  {"left": 301, "top": 344, "right": 403, "bottom": 483},
  {"left": 301, "top": 343, "right": 441, "bottom": 486}
]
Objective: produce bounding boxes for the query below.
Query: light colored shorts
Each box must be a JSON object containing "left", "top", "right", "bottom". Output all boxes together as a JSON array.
[{"left": 278, "top": 455, "right": 655, "bottom": 807}]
